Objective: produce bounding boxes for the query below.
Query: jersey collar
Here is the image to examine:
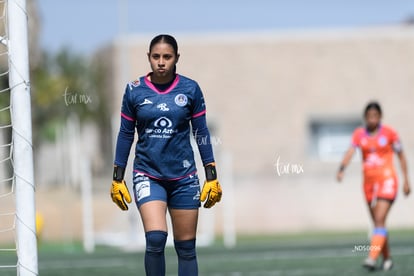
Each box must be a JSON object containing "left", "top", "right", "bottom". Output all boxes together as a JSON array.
[
  {"left": 364, "top": 124, "right": 383, "bottom": 137},
  {"left": 144, "top": 73, "right": 180, "bottom": 94}
]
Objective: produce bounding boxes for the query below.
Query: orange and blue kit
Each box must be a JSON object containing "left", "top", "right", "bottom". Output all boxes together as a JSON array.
[{"left": 351, "top": 125, "right": 402, "bottom": 203}]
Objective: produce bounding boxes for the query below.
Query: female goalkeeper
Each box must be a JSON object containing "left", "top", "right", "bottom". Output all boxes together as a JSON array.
[
  {"left": 110, "top": 34, "right": 222, "bottom": 276},
  {"left": 337, "top": 101, "right": 410, "bottom": 271}
]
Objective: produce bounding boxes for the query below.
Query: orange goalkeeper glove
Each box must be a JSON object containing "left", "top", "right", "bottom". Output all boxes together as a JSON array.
[
  {"left": 200, "top": 163, "right": 222, "bottom": 208},
  {"left": 110, "top": 166, "right": 132, "bottom": 211}
]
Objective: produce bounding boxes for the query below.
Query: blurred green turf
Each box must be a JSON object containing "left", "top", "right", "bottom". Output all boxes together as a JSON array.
[{"left": 1, "top": 229, "right": 413, "bottom": 275}]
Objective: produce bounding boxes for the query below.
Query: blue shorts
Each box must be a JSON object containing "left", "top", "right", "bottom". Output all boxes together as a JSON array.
[{"left": 132, "top": 172, "right": 201, "bottom": 209}]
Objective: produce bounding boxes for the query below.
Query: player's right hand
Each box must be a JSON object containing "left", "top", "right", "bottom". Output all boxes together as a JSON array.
[{"left": 110, "top": 180, "right": 132, "bottom": 211}]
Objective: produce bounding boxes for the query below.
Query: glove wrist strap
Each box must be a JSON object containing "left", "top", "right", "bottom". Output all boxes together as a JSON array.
[
  {"left": 113, "top": 165, "right": 125, "bottom": 181},
  {"left": 204, "top": 162, "right": 217, "bottom": 181}
]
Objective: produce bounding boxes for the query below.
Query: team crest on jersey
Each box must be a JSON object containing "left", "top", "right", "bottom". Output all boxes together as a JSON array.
[
  {"left": 175, "top": 94, "right": 188, "bottom": 107},
  {"left": 378, "top": 136, "right": 388, "bottom": 147}
]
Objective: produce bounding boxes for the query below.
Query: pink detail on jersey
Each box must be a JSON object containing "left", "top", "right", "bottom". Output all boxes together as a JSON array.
[
  {"left": 192, "top": 110, "right": 206, "bottom": 118},
  {"left": 133, "top": 169, "right": 197, "bottom": 181},
  {"left": 144, "top": 73, "right": 180, "bottom": 94},
  {"left": 121, "top": 112, "right": 135, "bottom": 121}
]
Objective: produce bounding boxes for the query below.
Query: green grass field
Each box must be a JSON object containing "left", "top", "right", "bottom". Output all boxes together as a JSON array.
[{"left": 1, "top": 229, "right": 413, "bottom": 275}]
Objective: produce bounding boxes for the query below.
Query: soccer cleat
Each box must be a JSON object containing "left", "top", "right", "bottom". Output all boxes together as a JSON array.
[
  {"left": 362, "top": 257, "right": 376, "bottom": 271},
  {"left": 382, "top": 259, "right": 393, "bottom": 271}
]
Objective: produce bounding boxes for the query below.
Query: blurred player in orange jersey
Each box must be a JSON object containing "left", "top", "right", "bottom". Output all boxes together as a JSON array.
[{"left": 337, "top": 101, "right": 411, "bottom": 271}]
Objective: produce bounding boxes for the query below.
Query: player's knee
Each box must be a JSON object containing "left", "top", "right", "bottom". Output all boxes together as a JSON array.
[
  {"left": 145, "top": 231, "right": 168, "bottom": 255},
  {"left": 174, "top": 239, "right": 196, "bottom": 260}
]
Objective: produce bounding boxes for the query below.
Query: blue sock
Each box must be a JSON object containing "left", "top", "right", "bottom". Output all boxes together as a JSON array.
[
  {"left": 174, "top": 239, "right": 198, "bottom": 276},
  {"left": 145, "top": 231, "right": 168, "bottom": 276},
  {"left": 373, "top": 227, "right": 387, "bottom": 236}
]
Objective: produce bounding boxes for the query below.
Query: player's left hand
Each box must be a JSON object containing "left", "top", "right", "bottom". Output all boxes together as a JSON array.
[
  {"left": 200, "top": 180, "right": 222, "bottom": 208},
  {"left": 111, "top": 180, "right": 132, "bottom": 211},
  {"left": 403, "top": 180, "right": 411, "bottom": 196},
  {"left": 200, "top": 163, "right": 222, "bottom": 208}
]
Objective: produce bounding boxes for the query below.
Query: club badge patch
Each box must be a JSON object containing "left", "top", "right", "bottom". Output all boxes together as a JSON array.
[
  {"left": 175, "top": 94, "right": 188, "bottom": 107},
  {"left": 128, "top": 79, "right": 141, "bottom": 90},
  {"left": 378, "top": 136, "right": 388, "bottom": 147},
  {"left": 130, "top": 79, "right": 140, "bottom": 87}
]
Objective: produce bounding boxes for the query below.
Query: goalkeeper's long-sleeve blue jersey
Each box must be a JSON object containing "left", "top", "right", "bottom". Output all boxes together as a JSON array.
[{"left": 114, "top": 73, "right": 215, "bottom": 180}]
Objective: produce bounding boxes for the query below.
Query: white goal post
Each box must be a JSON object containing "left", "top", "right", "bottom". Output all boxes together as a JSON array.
[{"left": 8, "top": 0, "right": 38, "bottom": 275}]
